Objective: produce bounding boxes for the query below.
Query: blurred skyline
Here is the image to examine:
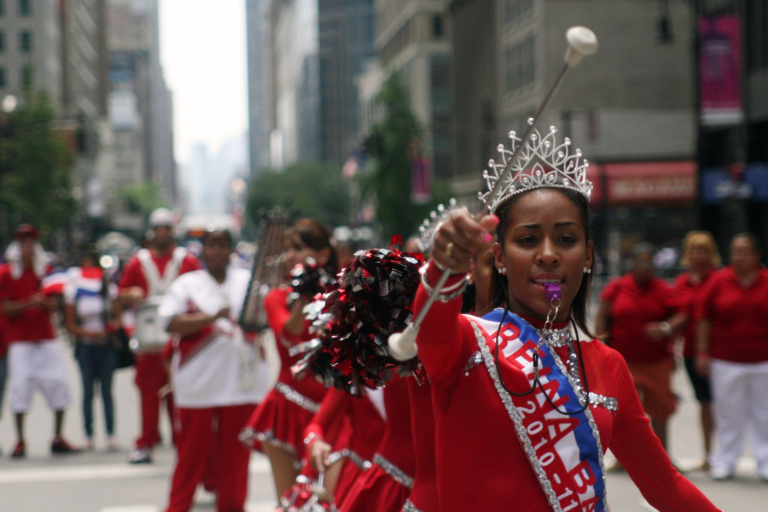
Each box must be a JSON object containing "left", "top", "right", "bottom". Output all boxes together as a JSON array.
[{"left": 159, "top": 0, "right": 248, "bottom": 165}]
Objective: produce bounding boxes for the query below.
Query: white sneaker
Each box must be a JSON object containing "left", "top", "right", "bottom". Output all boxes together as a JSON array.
[
  {"left": 106, "top": 436, "right": 119, "bottom": 452},
  {"left": 128, "top": 447, "right": 152, "bottom": 464},
  {"left": 709, "top": 465, "right": 734, "bottom": 480},
  {"left": 84, "top": 437, "right": 94, "bottom": 451}
]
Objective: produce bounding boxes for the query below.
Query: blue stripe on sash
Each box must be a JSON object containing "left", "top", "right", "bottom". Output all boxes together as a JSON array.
[{"left": 482, "top": 309, "right": 605, "bottom": 511}]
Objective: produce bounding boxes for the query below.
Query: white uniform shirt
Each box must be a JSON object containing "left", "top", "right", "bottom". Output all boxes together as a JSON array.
[{"left": 159, "top": 267, "right": 270, "bottom": 408}]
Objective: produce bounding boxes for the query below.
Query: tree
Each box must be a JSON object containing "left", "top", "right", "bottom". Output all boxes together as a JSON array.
[
  {"left": 247, "top": 162, "right": 350, "bottom": 226},
  {"left": 0, "top": 87, "right": 75, "bottom": 243},
  {"left": 362, "top": 73, "right": 451, "bottom": 240},
  {"left": 117, "top": 182, "right": 168, "bottom": 218}
]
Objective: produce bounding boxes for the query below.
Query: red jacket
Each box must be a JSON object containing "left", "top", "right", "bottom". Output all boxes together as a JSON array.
[
  {"left": 303, "top": 387, "right": 385, "bottom": 466},
  {"left": 414, "top": 262, "right": 720, "bottom": 512},
  {"left": 264, "top": 287, "right": 327, "bottom": 404}
]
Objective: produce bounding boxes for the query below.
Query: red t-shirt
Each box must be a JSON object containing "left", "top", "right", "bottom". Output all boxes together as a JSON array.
[
  {"left": 0, "top": 267, "right": 56, "bottom": 343},
  {"left": 695, "top": 266, "right": 768, "bottom": 363},
  {"left": 600, "top": 273, "right": 678, "bottom": 363},
  {"left": 672, "top": 269, "right": 716, "bottom": 359},
  {"left": 119, "top": 248, "right": 201, "bottom": 296}
]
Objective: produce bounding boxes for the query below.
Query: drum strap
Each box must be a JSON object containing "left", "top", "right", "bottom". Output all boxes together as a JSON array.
[
  {"left": 204, "top": 270, "right": 261, "bottom": 391},
  {"left": 137, "top": 247, "right": 187, "bottom": 298}
]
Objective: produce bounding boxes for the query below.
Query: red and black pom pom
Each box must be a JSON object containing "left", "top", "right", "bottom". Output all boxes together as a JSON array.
[
  {"left": 292, "top": 246, "right": 426, "bottom": 394},
  {"left": 286, "top": 257, "right": 338, "bottom": 307}
]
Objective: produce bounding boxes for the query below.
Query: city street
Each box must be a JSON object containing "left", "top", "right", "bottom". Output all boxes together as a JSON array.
[{"left": 0, "top": 337, "right": 764, "bottom": 512}]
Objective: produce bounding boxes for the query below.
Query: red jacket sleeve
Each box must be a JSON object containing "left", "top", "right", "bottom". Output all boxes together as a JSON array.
[
  {"left": 609, "top": 352, "right": 722, "bottom": 511},
  {"left": 119, "top": 256, "right": 146, "bottom": 294},
  {"left": 179, "top": 254, "right": 202, "bottom": 275},
  {"left": 303, "top": 387, "right": 350, "bottom": 442},
  {"left": 413, "top": 261, "right": 477, "bottom": 388},
  {"left": 264, "top": 287, "right": 309, "bottom": 344}
]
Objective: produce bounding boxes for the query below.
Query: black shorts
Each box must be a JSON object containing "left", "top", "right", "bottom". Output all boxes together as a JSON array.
[{"left": 684, "top": 357, "right": 712, "bottom": 403}]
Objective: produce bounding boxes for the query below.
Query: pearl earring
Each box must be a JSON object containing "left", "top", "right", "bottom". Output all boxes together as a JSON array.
[
  {"left": 583, "top": 267, "right": 592, "bottom": 274},
  {"left": 498, "top": 267, "right": 507, "bottom": 275}
]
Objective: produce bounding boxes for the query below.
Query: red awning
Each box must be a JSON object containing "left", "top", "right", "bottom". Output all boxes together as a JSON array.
[{"left": 589, "top": 161, "right": 697, "bottom": 205}]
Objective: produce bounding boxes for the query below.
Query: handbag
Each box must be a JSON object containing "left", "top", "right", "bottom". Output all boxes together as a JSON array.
[{"left": 101, "top": 273, "right": 135, "bottom": 369}]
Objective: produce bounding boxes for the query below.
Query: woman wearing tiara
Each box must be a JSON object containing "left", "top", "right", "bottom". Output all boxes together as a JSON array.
[
  {"left": 241, "top": 218, "right": 337, "bottom": 498},
  {"left": 411, "top": 128, "right": 721, "bottom": 511}
]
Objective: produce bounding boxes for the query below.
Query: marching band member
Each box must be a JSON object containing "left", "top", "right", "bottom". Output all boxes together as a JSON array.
[
  {"left": 305, "top": 387, "right": 386, "bottom": 506},
  {"left": 339, "top": 379, "right": 414, "bottom": 512},
  {"left": 242, "top": 218, "right": 336, "bottom": 498},
  {"left": 403, "top": 209, "right": 496, "bottom": 512},
  {"left": 0, "top": 225, "right": 78, "bottom": 457},
  {"left": 160, "top": 229, "right": 270, "bottom": 512},
  {"left": 411, "top": 127, "right": 720, "bottom": 511},
  {"left": 119, "top": 208, "right": 201, "bottom": 464}
]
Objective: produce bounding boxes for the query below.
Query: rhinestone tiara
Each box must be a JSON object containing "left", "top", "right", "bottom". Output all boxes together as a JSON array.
[
  {"left": 478, "top": 121, "right": 593, "bottom": 214},
  {"left": 417, "top": 198, "right": 460, "bottom": 253}
]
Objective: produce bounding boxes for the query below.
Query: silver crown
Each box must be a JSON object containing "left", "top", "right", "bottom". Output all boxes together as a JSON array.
[
  {"left": 478, "top": 121, "right": 593, "bottom": 214},
  {"left": 417, "top": 198, "right": 459, "bottom": 253}
]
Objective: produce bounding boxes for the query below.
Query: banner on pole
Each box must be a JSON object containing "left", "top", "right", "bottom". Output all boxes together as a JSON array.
[{"left": 699, "top": 16, "right": 743, "bottom": 126}]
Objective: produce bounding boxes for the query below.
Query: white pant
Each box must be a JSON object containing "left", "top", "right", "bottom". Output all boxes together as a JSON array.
[
  {"left": 709, "top": 358, "right": 768, "bottom": 475},
  {"left": 8, "top": 340, "right": 71, "bottom": 413}
]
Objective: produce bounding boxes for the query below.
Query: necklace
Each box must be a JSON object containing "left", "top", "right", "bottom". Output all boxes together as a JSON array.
[{"left": 536, "top": 325, "right": 572, "bottom": 348}]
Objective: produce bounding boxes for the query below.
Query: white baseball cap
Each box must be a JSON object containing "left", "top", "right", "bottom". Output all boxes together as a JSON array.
[{"left": 149, "top": 207, "right": 175, "bottom": 228}]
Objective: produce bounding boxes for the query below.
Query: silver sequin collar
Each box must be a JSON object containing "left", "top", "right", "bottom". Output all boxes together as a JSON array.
[{"left": 536, "top": 326, "right": 573, "bottom": 347}]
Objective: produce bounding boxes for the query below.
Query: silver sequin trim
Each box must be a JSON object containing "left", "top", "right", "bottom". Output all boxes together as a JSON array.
[
  {"left": 536, "top": 326, "right": 573, "bottom": 347},
  {"left": 240, "top": 427, "right": 304, "bottom": 470},
  {"left": 326, "top": 449, "right": 373, "bottom": 470},
  {"left": 238, "top": 426, "right": 258, "bottom": 448},
  {"left": 546, "top": 337, "right": 610, "bottom": 511},
  {"left": 253, "top": 429, "right": 298, "bottom": 455},
  {"left": 401, "top": 499, "right": 424, "bottom": 512},
  {"left": 373, "top": 453, "right": 414, "bottom": 489},
  {"left": 463, "top": 350, "right": 483, "bottom": 375},
  {"left": 589, "top": 392, "right": 618, "bottom": 412},
  {"left": 276, "top": 382, "right": 321, "bottom": 413},
  {"left": 471, "top": 321, "right": 563, "bottom": 511}
]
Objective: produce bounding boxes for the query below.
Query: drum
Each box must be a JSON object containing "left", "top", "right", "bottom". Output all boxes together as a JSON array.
[{"left": 134, "top": 297, "right": 169, "bottom": 352}]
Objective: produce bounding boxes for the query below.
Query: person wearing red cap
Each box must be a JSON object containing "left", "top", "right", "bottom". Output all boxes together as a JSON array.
[
  {"left": 119, "top": 208, "right": 201, "bottom": 464},
  {"left": 0, "top": 225, "right": 79, "bottom": 457}
]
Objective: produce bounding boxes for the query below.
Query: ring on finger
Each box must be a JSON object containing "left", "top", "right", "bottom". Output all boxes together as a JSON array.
[{"left": 446, "top": 242, "right": 455, "bottom": 258}]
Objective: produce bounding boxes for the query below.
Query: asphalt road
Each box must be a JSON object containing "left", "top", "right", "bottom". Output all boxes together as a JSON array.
[{"left": 0, "top": 337, "right": 763, "bottom": 511}]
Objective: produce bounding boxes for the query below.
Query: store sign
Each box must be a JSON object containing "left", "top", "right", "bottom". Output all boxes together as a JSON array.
[
  {"left": 593, "top": 161, "right": 698, "bottom": 204},
  {"left": 702, "top": 166, "right": 768, "bottom": 204},
  {"left": 699, "top": 16, "right": 743, "bottom": 126},
  {"left": 610, "top": 175, "right": 697, "bottom": 202}
]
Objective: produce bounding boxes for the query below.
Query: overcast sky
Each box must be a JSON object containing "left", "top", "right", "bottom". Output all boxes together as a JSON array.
[{"left": 159, "top": 0, "right": 248, "bottom": 164}]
